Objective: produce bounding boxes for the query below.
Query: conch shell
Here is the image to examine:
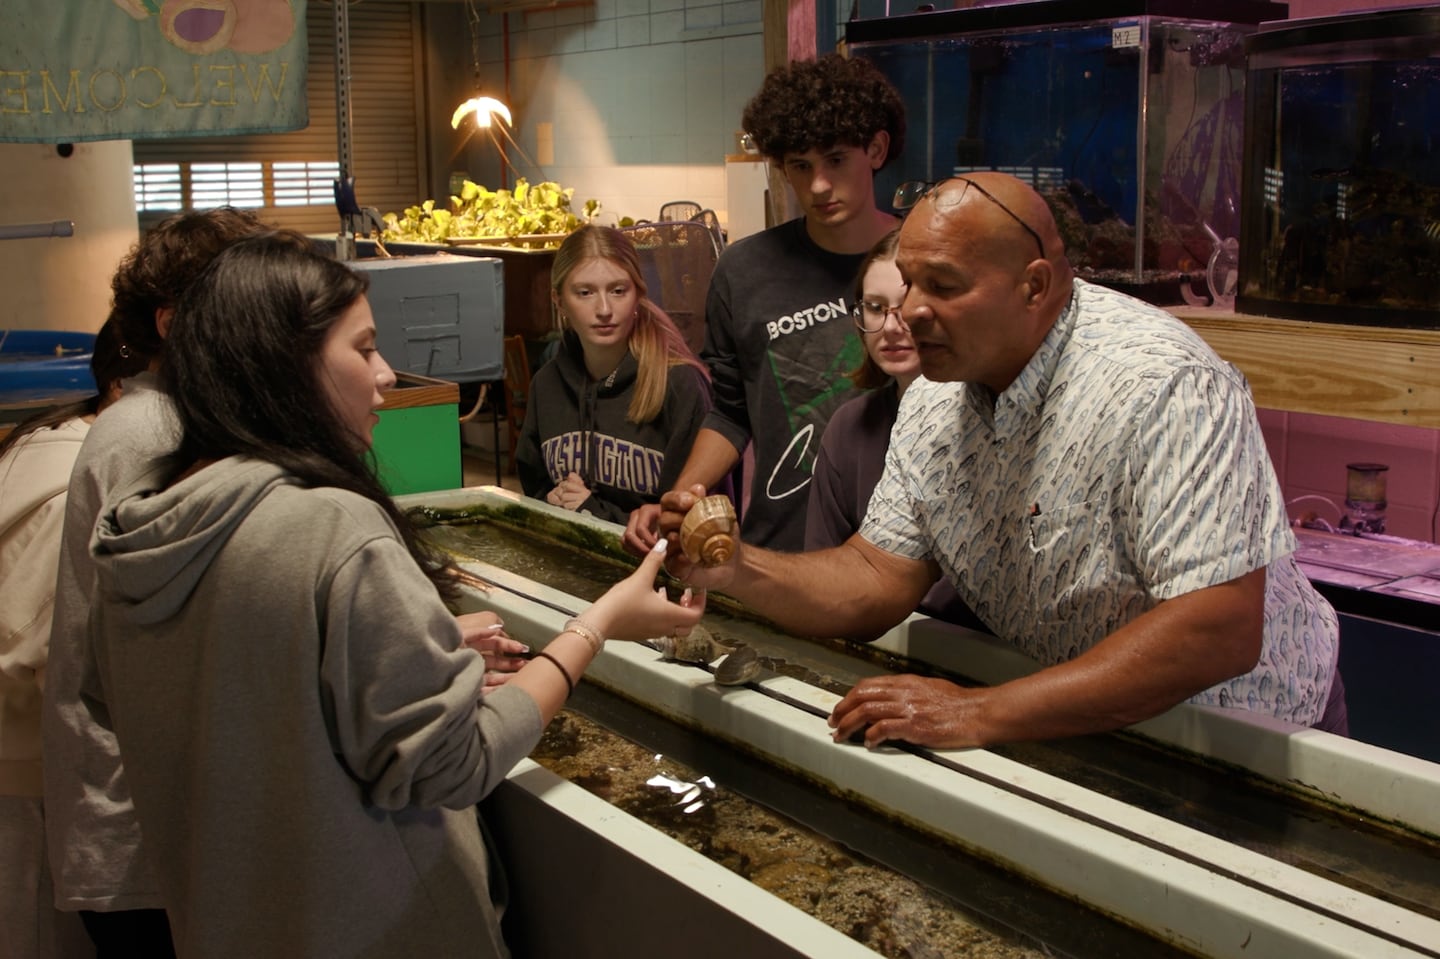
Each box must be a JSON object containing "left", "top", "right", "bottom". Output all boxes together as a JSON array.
[
  {"left": 679, "top": 495, "right": 738, "bottom": 567},
  {"left": 650, "top": 624, "right": 722, "bottom": 664}
]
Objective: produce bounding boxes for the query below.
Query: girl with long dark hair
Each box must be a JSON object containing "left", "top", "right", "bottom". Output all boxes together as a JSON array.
[{"left": 84, "top": 235, "right": 702, "bottom": 957}]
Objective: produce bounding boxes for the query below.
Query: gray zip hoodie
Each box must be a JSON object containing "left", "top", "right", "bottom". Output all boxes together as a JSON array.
[{"left": 86, "top": 455, "right": 539, "bottom": 958}]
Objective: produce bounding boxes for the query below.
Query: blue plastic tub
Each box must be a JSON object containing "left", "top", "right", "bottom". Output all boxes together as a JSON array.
[{"left": 0, "top": 329, "right": 98, "bottom": 410}]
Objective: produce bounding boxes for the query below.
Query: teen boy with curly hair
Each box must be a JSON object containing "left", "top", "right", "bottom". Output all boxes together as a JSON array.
[{"left": 625, "top": 53, "right": 906, "bottom": 555}]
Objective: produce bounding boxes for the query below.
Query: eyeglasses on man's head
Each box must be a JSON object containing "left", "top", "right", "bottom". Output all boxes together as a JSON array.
[
  {"left": 892, "top": 176, "right": 1046, "bottom": 261},
  {"left": 851, "top": 299, "right": 907, "bottom": 334}
]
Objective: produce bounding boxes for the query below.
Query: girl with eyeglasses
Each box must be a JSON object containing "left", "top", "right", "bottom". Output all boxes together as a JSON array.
[
  {"left": 804, "top": 230, "right": 979, "bottom": 627},
  {"left": 805, "top": 228, "right": 916, "bottom": 549}
]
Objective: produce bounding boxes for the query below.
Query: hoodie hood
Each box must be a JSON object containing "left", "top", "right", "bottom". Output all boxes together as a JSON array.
[
  {"left": 92, "top": 457, "right": 300, "bottom": 627},
  {"left": 554, "top": 330, "right": 640, "bottom": 488},
  {"left": 553, "top": 329, "right": 640, "bottom": 397}
]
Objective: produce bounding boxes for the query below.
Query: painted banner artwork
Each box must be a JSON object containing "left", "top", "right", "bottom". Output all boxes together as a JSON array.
[{"left": 0, "top": 0, "right": 307, "bottom": 143}]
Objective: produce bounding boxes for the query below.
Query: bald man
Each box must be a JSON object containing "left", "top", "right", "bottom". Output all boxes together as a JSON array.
[{"left": 661, "top": 172, "right": 1344, "bottom": 749}]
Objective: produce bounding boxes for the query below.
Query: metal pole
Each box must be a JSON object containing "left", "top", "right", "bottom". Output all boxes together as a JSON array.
[{"left": 334, "top": 0, "right": 355, "bottom": 261}]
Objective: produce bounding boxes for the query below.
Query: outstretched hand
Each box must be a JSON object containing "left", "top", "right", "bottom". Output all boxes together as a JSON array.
[
  {"left": 458, "top": 611, "right": 531, "bottom": 692},
  {"left": 622, "top": 503, "right": 662, "bottom": 557},
  {"left": 828, "top": 674, "right": 987, "bottom": 750},
  {"left": 583, "top": 538, "right": 707, "bottom": 642},
  {"left": 458, "top": 611, "right": 532, "bottom": 691},
  {"left": 655, "top": 483, "right": 741, "bottom": 592},
  {"left": 623, "top": 483, "right": 703, "bottom": 559}
]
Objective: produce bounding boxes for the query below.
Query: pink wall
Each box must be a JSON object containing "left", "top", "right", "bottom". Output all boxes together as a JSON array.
[{"left": 1258, "top": 410, "right": 1440, "bottom": 543}]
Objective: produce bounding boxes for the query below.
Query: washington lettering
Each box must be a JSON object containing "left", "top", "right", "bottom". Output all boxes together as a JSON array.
[{"left": 542, "top": 432, "right": 664, "bottom": 496}]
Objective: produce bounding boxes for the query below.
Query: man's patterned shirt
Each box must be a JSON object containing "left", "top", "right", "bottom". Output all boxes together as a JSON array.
[{"left": 861, "top": 279, "right": 1338, "bottom": 725}]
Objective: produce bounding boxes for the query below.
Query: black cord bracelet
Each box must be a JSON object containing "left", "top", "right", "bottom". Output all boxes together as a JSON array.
[{"left": 533, "top": 650, "right": 576, "bottom": 697}]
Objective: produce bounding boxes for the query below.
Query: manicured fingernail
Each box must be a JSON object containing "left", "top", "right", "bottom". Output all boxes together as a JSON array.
[
  {"left": 681, "top": 587, "right": 693, "bottom": 605},
  {"left": 485, "top": 623, "right": 506, "bottom": 632},
  {"left": 651, "top": 538, "right": 668, "bottom": 554}
]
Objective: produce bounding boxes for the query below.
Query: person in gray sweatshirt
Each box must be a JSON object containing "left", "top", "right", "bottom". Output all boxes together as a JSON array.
[
  {"left": 82, "top": 235, "right": 703, "bottom": 958},
  {"left": 45, "top": 207, "right": 273, "bottom": 958}
]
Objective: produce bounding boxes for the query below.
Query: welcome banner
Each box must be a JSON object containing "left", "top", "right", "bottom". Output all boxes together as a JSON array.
[{"left": 0, "top": 0, "right": 308, "bottom": 143}]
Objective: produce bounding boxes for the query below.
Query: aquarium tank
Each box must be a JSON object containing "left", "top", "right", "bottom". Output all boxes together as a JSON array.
[
  {"left": 846, "top": 0, "right": 1287, "bottom": 306},
  {"left": 1238, "top": 7, "right": 1440, "bottom": 328}
]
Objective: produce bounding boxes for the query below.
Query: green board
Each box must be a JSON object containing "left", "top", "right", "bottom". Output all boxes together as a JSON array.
[{"left": 373, "top": 404, "right": 461, "bottom": 496}]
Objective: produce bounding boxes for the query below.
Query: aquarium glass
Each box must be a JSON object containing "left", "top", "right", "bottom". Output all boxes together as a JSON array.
[
  {"left": 1238, "top": 12, "right": 1440, "bottom": 328},
  {"left": 850, "top": 10, "right": 1262, "bottom": 305}
]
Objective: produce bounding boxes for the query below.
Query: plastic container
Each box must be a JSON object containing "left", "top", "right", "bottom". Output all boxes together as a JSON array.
[
  {"left": 0, "top": 329, "right": 97, "bottom": 410},
  {"left": 348, "top": 253, "right": 506, "bottom": 384}
]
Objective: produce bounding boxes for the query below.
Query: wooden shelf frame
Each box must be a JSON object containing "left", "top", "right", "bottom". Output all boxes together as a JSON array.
[
  {"left": 1171, "top": 308, "right": 1440, "bottom": 429},
  {"left": 380, "top": 371, "right": 460, "bottom": 412}
]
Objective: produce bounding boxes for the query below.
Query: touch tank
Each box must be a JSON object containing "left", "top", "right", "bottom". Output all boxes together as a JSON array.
[
  {"left": 1238, "top": 7, "right": 1440, "bottom": 328},
  {"left": 399, "top": 486, "right": 1440, "bottom": 959},
  {"left": 845, "top": 0, "right": 1287, "bottom": 306}
]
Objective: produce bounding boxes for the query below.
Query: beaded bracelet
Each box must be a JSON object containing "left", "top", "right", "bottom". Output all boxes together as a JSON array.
[
  {"left": 562, "top": 616, "right": 605, "bottom": 656},
  {"left": 533, "top": 651, "right": 576, "bottom": 697}
]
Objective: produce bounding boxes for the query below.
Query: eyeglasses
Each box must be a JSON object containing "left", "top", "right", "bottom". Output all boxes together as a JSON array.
[
  {"left": 851, "top": 299, "right": 907, "bottom": 334},
  {"left": 893, "top": 177, "right": 1046, "bottom": 261}
]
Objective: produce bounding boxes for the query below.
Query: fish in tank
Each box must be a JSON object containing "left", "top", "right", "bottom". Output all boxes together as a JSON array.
[{"left": 1238, "top": 8, "right": 1440, "bottom": 328}]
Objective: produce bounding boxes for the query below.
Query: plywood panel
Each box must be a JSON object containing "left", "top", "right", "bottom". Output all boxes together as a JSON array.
[{"left": 1172, "top": 308, "right": 1440, "bottom": 429}]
